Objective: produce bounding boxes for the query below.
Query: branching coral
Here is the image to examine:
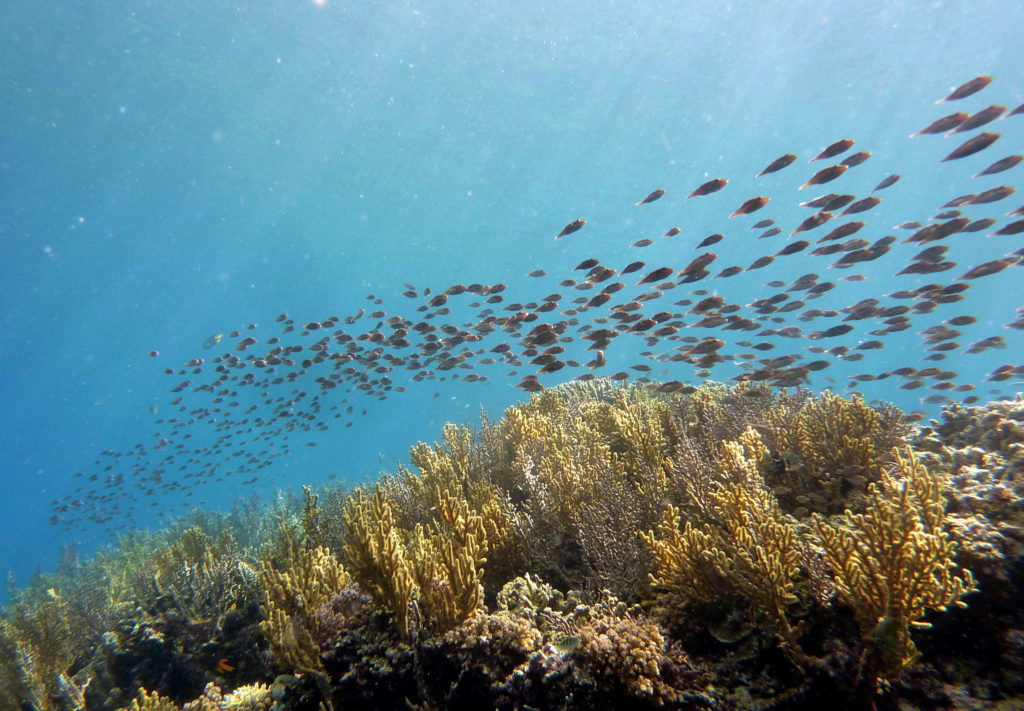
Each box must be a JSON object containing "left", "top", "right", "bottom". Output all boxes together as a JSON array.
[
  {"left": 259, "top": 540, "right": 349, "bottom": 676},
  {"left": 342, "top": 484, "right": 488, "bottom": 639},
  {"left": 763, "top": 391, "right": 908, "bottom": 515},
  {"left": 810, "top": 448, "right": 976, "bottom": 678},
  {"left": 644, "top": 427, "right": 803, "bottom": 630}
]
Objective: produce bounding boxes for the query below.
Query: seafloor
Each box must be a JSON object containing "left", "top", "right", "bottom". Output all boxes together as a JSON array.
[{"left": 2, "top": 381, "right": 1022, "bottom": 711}]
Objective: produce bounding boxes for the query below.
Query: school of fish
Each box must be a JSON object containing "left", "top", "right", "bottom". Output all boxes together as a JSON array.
[{"left": 51, "top": 76, "right": 1024, "bottom": 531}]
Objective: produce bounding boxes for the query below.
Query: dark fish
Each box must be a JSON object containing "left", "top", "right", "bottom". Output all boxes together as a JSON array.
[
  {"left": 792, "top": 211, "right": 833, "bottom": 235},
  {"left": 913, "top": 245, "right": 948, "bottom": 262},
  {"left": 817, "top": 221, "right": 864, "bottom": 243},
  {"left": 752, "top": 219, "right": 775, "bottom": 229},
  {"left": 574, "top": 258, "right": 599, "bottom": 270},
  {"left": 800, "top": 164, "right": 847, "bottom": 189},
  {"left": 841, "top": 151, "right": 872, "bottom": 167},
  {"left": 556, "top": 219, "right": 586, "bottom": 239},
  {"left": 638, "top": 266, "right": 674, "bottom": 284},
  {"left": 959, "top": 258, "right": 1015, "bottom": 280},
  {"left": 933, "top": 209, "right": 963, "bottom": 220},
  {"left": 688, "top": 178, "right": 728, "bottom": 198},
  {"left": 945, "top": 315, "right": 977, "bottom": 326},
  {"left": 823, "top": 194, "right": 856, "bottom": 211},
  {"left": 632, "top": 238, "right": 654, "bottom": 247},
  {"left": 949, "top": 105, "right": 1006, "bottom": 134},
  {"left": 942, "top": 132, "right": 1000, "bottom": 161},
  {"left": 527, "top": 269, "right": 546, "bottom": 277},
  {"left": 895, "top": 221, "right": 923, "bottom": 230},
  {"left": 715, "top": 266, "right": 744, "bottom": 279},
  {"left": 680, "top": 252, "right": 718, "bottom": 275},
  {"left": 936, "top": 75, "right": 993, "bottom": 104},
  {"left": 730, "top": 196, "right": 769, "bottom": 217},
  {"left": 813, "top": 324, "right": 855, "bottom": 339},
  {"left": 621, "top": 261, "right": 645, "bottom": 275},
  {"left": 912, "top": 112, "right": 969, "bottom": 137},
  {"left": 800, "top": 193, "right": 837, "bottom": 208},
  {"left": 757, "top": 153, "right": 797, "bottom": 177},
  {"left": 1006, "top": 103, "right": 1024, "bottom": 119},
  {"left": 747, "top": 255, "right": 775, "bottom": 271},
  {"left": 942, "top": 194, "right": 977, "bottom": 208},
  {"left": 148, "top": 350, "right": 159, "bottom": 357},
  {"left": 968, "top": 185, "right": 1015, "bottom": 204},
  {"left": 975, "top": 155, "right": 1023, "bottom": 177},
  {"left": 636, "top": 189, "right": 666, "bottom": 205},
  {"left": 697, "top": 233, "right": 724, "bottom": 248},
  {"left": 962, "top": 217, "right": 996, "bottom": 232},
  {"left": 992, "top": 219, "right": 1024, "bottom": 236},
  {"left": 663, "top": 226, "right": 681, "bottom": 237},
  {"left": 776, "top": 240, "right": 810, "bottom": 257},
  {"left": 811, "top": 139, "right": 854, "bottom": 162},
  {"left": 841, "top": 197, "right": 881, "bottom": 216},
  {"left": 873, "top": 174, "right": 901, "bottom": 191},
  {"left": 759, "top": 227, "right": 783, "bottom": 238}
]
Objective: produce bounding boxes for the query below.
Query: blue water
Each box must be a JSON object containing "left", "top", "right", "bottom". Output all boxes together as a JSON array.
[{"left": 1, "top": 0, "right": 1021, "bottom": 595}]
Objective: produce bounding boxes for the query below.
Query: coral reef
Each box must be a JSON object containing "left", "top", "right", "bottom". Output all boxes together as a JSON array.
[{"left": 2, "top": 383, "right": 1022, "bottom": 710}]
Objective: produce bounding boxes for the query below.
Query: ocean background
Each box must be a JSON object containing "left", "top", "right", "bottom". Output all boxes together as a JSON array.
[{"left": 1, "top": 0, "right": 1021, "bottom": 599}]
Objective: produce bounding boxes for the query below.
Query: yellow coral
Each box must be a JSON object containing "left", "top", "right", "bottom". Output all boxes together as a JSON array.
[
  {"left": 811, "top": 448, "right": 976, "bottom": 677},
  {"left": 342, "top": 484, "right": 488, "bottom": 638},
  {"left": 259, "top": 541, "right": 349, "bottom": 676}
]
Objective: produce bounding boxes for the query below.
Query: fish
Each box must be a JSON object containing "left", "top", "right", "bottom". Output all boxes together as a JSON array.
[
  {"left": 688, "top": 178, "right": 728, "bottom": 198},
  {"left": 949, "top": 105, "right": 1006, "bottom": 134},
  {"left": 958, "top": 258, "right": 1016, "bottom": 280},
  {"left": 574, "top": 258, "right": 599, "bottom": 270},
  {"left": 800, "top": 164, "right": 847, "bottom": 189},
  {"left": 974, "top": 155, "right": 1023, "bottom": 177},
  {"left": 636, "top": 189, "right": 666, "bottom": 205},
  {"left": 730, "top": 196, "right": 769, "bottom": 217},
  {"left": 757, "top": 153, "right": 797, "bottom": 177},
  {"left": 942, "top": 132, "right": 1000, "bottom": 161},
  {"left": 697, "top": 233, "right": 725, "bottom": 248},
  {"left": 527, "top": 269, "right": 546, "bottom": 277},
  {"left": 968, "top": 186, "right": 1015, "bottom": 204},
  {"left": 911, "top": 112, "right": 969, "bottom": 137},
  {"left": 715, "top": 266, "right": 743, "bottom": 279},
  {"left": 992, "top": 220, "right": 1024, "bottom": 236},
  {"left": 936, "top": 75, "right": 993, "bottom": 104},
  {"left": 811, "top": 139, "right": 854, "bottom": 162},
  {"left": 775, "top": 240, "right": 810, "bottom": 257},
  {"left": 752, "top": 219, "right": 775, "bottom": 229},
  {"left": 873, "top": 174, "right": 901, "bottom": 191},
  {"left": 556, "top": 219, "right": 587, "bottom": 238},
  {"left": 792, "top": 211, "right": 833, "bottom": 235},
  {"left": 759, "top": 227, "right": 783, "bottom": 239},
  {"left": 841, "top": 151, "right": 872, "bottom": 167},
  {"left": 638, "top": 266, "right": 674, "bottom": 284},
  {"left": 663, "top": 226, "right": 681, "bottom": 237},
  {"left": 840, "top": 197, "right": 881, "bottom": 216},
  {"left": 621, "top": 261, "right": 645, "bottom": 275}
]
